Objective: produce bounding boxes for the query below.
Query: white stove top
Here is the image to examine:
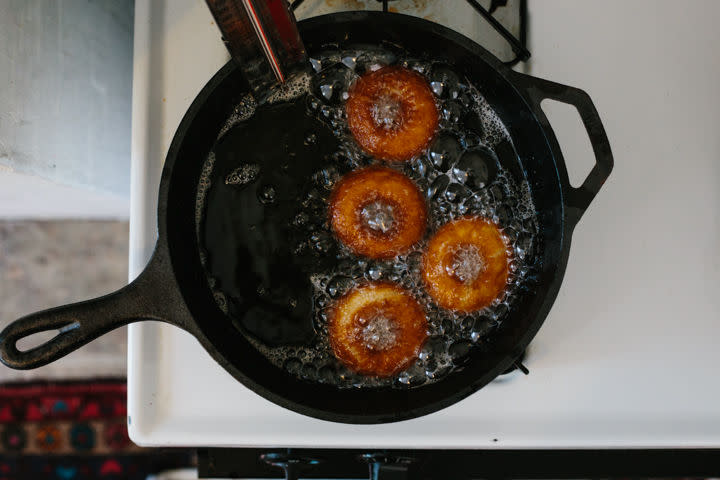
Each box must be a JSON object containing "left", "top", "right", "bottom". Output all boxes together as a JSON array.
[{"left": 128, "top": 0, "right": 720, "bottom": 448}]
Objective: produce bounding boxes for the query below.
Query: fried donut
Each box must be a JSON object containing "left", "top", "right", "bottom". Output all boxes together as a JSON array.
[
  {"left": 422, "top": 217, "right": 511, "bottom": 313},
  {"left": 329, "top": 166, "right": 426, "bottom": 259},
  {"left": 346, "top": 66, "right": 439, "bottom": 162},
  {"left": 329, "top": 282, "right": 428, "bottom": 377}
]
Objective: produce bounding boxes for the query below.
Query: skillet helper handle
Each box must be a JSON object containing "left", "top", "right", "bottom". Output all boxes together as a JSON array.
[
  {"left": 0, "top": 250, "right": 190, "bottom": 370},
  {"left": 514, "top": 73, "right": 614, "bottom": 225},
  {"left": 205, "top": 0, "right": 307, "bottom": 94}
]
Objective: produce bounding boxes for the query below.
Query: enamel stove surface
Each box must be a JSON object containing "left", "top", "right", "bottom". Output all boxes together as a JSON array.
[{"left": 128, "top": 0, "right": 720, "bottom": 448}]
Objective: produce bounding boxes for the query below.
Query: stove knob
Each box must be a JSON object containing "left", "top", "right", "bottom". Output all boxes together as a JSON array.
[
  {"left": 360, "top": 453, "right": 417, "bottom": 480},
  {"left": 260, "top": 452, "right": 322, "bottom": 480}
]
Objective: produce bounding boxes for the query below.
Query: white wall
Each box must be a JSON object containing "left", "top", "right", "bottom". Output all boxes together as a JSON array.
[{"left": 0, "top": 0, "right": 134, "bottom": 212}]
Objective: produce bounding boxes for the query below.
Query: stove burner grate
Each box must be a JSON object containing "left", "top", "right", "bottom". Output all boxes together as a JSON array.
[{"left": 290, "top": 0, "right": 529, "bottom": 66}]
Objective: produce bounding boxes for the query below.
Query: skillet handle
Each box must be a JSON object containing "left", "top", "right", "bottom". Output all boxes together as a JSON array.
[
  {"left": 513, "top": 72, "right": 614, "bottom": 225},
  {"left": 0, "top": 246, "right": 193, "bottom": 370}
]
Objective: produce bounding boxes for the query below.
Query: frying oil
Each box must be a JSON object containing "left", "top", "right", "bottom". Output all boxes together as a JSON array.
[{"left": 195, "top": 45, "right": 540, "bottom": 389}]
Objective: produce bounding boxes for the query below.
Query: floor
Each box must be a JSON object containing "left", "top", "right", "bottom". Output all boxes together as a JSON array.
[{"left": 0, "top": 220, "right": 129, "bottom": 382}]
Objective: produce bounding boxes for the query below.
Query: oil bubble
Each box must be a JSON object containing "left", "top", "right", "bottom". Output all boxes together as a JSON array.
[
  {"left": 318, "top": 365, "right": 337, "bottom": 384},
  {"left": 301, "top": 363, "right": 317, "bottom": 379},
  {"left": 313, "top": 165, "right": 341, "bottom": 190},
  {"left": 427, "top": 174, "right": 450, "bottom": 200},
  {"left": 309, "top": 57, "right": 322, "bottom": 72},
  {"left": 313, "top": 64, "right": 357, "bottom": 105},
  {"left": 310, "top": 231, "right": 334, "bottom": 254},
  {"left": 217, "top": 95, "right": 257, "bottom": 139},
  {"left": 355, "top": 50, "right": 397, "bottom": 75},
  {"left": 327, "top": 275, "right": 354, "bottom": 298},
  {"left": 494, "top": 204, "right": 512, "bottom": 225},
  {"left": 490, "top": 184, "right": 506, "bottom": 202},
  {"left": 457, "top": 149, "right": 498, "bottom": 189},
  {"left": 284, "top": 357, "right": 302, "bottom": 375},
  {"left": 444, "top": 183, "right": 472, "bottom": 204},
  {"left": 341, "top": 53, "right": 358, "bottom": 70},
  {"left": 396, "top": 363, "right": 427, "bottom": 387},
  {"left": 367, "top": 265, "right": 383, "bottom": 281},
  {"left": 257, "top": 184, "right": 277, "bottom": 204},
  {"left": 225, "top": 163, "right": 260, "bottom": 186},
  {"left": 449, "top": 340, "right": 472, "bottom": 365},
  {"left": 266, "top": 72, "right": 311, "bottom": 104},
  {"left": 429, "top": 133, "right": 462, "bottom": 170},
  {"left": 293, "top": 212, "right": 310, "bottom": 227},
  {"left": 429, "top": 64, "right": 461, "bottom": 99}
]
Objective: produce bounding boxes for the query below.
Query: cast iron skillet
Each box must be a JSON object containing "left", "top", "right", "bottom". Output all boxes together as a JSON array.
[{"left": 0, "top": 12, "right": 613, "bottom": 424}]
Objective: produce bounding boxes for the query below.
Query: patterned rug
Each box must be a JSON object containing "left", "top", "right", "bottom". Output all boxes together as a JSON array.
[{"left": 0, "top": 379, "right": 193, "bottom": 479}]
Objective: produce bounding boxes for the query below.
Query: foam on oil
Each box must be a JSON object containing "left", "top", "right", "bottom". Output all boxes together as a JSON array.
[{"left": 195, "top": 46, "right": 541, "bottom": 389}]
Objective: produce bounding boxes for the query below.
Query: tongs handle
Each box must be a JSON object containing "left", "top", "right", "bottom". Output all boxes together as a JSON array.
[{"left": 205, "top": 0, "right": 308, "bottom": 94}]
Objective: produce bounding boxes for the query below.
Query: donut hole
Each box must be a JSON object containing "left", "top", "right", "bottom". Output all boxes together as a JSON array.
[
  {"left": 445, "top": 244, "right": 486, "bottom": 284},
  {"left": 371, "top": 94, "right": 404, "bottom": 131},
  {"left": 359, "top": 198, "right": 397, "bottom": 235},
  {"left": 357, "top": 311, "right": 399, "bottom": 352}
]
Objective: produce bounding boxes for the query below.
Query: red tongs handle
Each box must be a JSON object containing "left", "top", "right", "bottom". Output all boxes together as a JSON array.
[{"left": 206, "top": 0, "right": 308, "bottom": 93}]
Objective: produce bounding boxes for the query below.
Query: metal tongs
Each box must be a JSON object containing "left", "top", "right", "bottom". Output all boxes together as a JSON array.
[{"left": 205, "top": 0, "right": 308, "bottom": 95}]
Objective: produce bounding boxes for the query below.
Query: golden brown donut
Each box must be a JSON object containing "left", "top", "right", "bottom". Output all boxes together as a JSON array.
[
  {"left": 329, "top": 282, "right": 428, "bottom": 377},
  {"left": 329, "top": 166, "right": 426, "bottom": 259},
  {"left": 422, "top": 217, "right": 511, "bottom": 313},
  {"left": 346, "top": 66, "right": 439, "bottom": 162}
]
